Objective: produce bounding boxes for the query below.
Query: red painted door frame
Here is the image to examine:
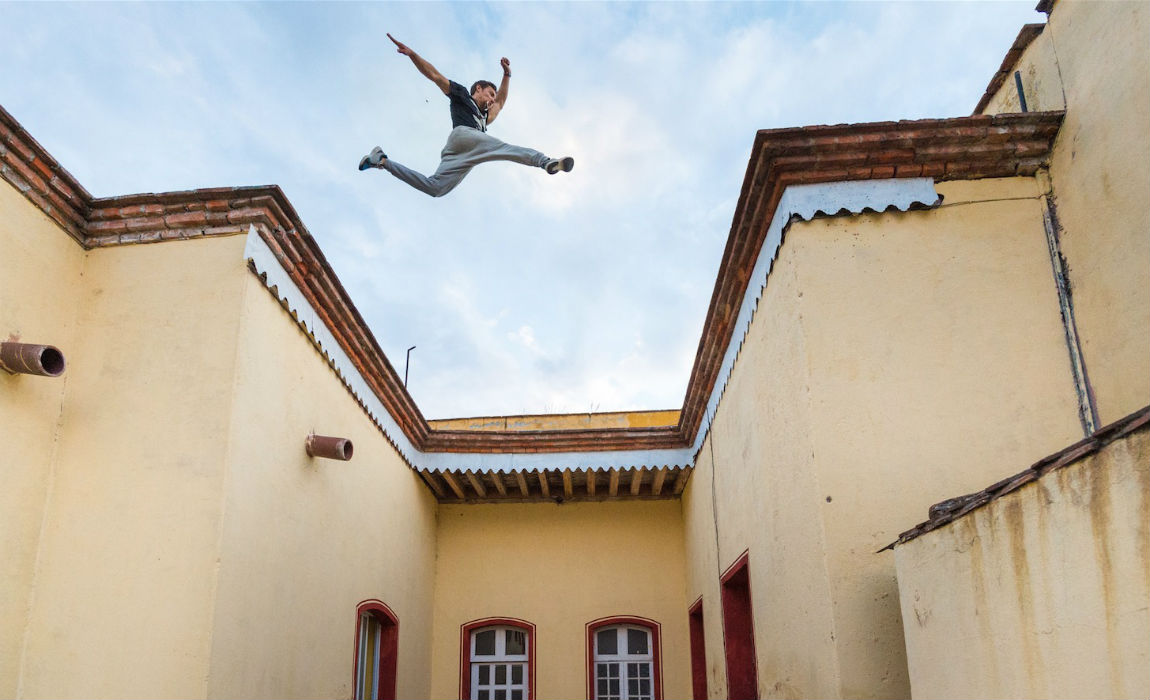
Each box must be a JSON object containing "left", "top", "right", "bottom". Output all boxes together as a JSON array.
[
  {"left": 720, "top": 552, "right": 758, "bottom": 700},
  {"left": 687, "top": 598, "right": 708, "bottom": 700}
]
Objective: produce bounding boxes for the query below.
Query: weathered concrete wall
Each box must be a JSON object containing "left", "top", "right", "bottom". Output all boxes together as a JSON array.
[
  {"left": 16, "top": 235, "right": 250, "bottom": 698},
  {"left": 0, "top": 182, "right": 86, "bottom": 698},
  {"left": 683, "top": 177, "right": 1084, "bottom": 699},
  {"left": 204, "top": 267, "right": 439, "bottom": 699},
  {"left": 681, "top": 229, "right": 840, "bottom": 699},
  {"left": 983, "top": 0, "right": 1150, "bottom": 426},
  {"left": 430, "top": 500, "right": 690, "bottom": 699},
  {"left": 895, "top": 427, "right": 1150, "bottom": 699}
]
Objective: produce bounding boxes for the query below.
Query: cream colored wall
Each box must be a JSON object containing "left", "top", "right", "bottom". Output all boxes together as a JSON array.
[
  {"left": 204, "top": 269, "right": 439, "bottom": 699},
  {"left": 681, "top": 239, "right": 840, "bottom": 700},
  {"left": 0, "top": 183, "right": 86, "bottom": 698},
  {"left": 16, "top": 235, "right": 250, "bottom": 698},
  {"left": 982, "top": 0, "right": 1150, "bottom": 425},
  {"left": 430, "top": 500, "right": 689, "bottom": 700},
  {"left": 683, "top": 177, "right": 1085, "bottom": 699},
  {"left": 428, "top": 409, "right": 680, "bottom": 432},
  {"left": 797, "top": 178, "right": 1083, "bottom": 698},
  {"left": 981, "top": 28, "right": 1065, "bottom": 115},
  {"left": 895, "top": 428, "right": 1150, "bottom": 699}
]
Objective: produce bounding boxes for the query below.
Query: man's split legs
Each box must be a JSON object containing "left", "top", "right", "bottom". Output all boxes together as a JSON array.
[{"left": 363, "top": 126, "right": 573, "bottom": 198}]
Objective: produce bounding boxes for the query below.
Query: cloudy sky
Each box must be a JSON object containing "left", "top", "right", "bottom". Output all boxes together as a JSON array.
[{"left": 1, "top": 1, "right": 1041, "bottom": 419}]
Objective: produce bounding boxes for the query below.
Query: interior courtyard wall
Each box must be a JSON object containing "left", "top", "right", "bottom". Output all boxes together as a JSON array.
[
  {"left": 982, "top": 0, "right": 1150, "bottom": 425},
  {"left": 16, "top": 235, "right": 250, "bottom": 698},
  {"left": 683, "top": 176, "right": 1086, "bottom": 699},
  {"left": 0, "top": 183, "right": 86, "bottom": 697},
  {"left": 793, "top": 177, "right": 1083, "bottom": 698},
  {"left": 895, "top": 429, "right": 1150, "bottom": 699},
  {"left": 204, "top": 265, "right": 439, "bottom": 699},
  {"left": 681, "top": 239, "right": 841, "bottom": 700},
  {"left": 430, "top": 500, "right": 689, "bottom": 700}
]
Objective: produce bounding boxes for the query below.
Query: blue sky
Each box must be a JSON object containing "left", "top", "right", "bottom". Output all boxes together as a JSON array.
[{"left": 0, "top": 1, "right": 1042, "bottom": 419}]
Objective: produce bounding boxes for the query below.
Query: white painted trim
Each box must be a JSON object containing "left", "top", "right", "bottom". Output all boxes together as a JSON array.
[{"left": 243, "top": 178, "right": 940, "bottom": 475}]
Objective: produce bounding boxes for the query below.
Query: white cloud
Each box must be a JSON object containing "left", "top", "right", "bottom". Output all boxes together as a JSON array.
[{"left": 0, "top": 1, "right": 1041, "bottom": 418}]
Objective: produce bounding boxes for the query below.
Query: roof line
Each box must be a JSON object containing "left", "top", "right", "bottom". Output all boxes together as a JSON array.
[
  {"left": 676, "top": 111, "right": 1065, "bottom": 444},
  {"left": 0, "top": 103, "right": 1064, "bottom": 458},
  {"left": 972, "top": 23, "right": 1046, "bottom": 115}
]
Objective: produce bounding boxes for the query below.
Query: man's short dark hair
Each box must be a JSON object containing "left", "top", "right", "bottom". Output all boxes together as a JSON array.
[{"left": 470, "top": 80, "right": 497, "bottom": 96}]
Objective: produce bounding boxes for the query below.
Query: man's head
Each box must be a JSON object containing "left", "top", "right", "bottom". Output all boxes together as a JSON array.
[{"left": 470, "top": 80, "right": 497, "bottom": 110}]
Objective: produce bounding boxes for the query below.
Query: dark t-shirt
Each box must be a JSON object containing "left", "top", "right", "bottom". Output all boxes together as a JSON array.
[{"left": 447, "top": 80, "right": 487, "bottom": 132}]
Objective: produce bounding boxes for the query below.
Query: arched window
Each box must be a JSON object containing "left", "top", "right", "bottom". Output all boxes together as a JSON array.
[
  {"left": 460, "top": 618, "right": 535, "bottom": 700},
  {"left": 586, "top": 617, "right": 662, "bottom": 700},
  {"left": 354, "top": 600, "right": 399, "bottom": 700}
]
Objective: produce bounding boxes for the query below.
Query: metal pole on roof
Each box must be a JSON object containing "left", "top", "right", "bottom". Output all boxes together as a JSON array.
[{"left": 404, "top": 346, "right": 416, "bottom": 388}]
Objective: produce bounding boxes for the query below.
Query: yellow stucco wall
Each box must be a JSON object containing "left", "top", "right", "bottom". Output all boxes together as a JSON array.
[
  {"left": 16, "top": 234, "right": 250, "bottom": 698},
  {"left": 0, "top": 183, "right": 86, "bottom": 698},
  {"left": 895, "top": 428, "right": 1150, "bottom": 699},
  {"left": 982, "top": 0, "right": 1150, "bottom": 425},
  {"left": 204, "top": 267, "right": 439, "bottom": 699},
  {"left": 681, "top": 235, "right": 840, "bottom": 699},
  {"left": 428, "top": 409, "right": 680, "bottom": 432},
  {"left": 430, "top": 500, "right": 690, "bottom": 699},
  {"left": 981, "top": 26, "right": 1065, "bottom": 116},
  {"left": 683, "top": 177, "right": 1085, "bottom": 699}
]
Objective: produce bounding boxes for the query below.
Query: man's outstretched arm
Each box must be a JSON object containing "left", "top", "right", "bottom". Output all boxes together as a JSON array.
[
  {"left": 388, "top": 33, "right": 450, "bottom": 95},
  {"left": 488, "top": 57, "right": 511, "bottom": 124}
]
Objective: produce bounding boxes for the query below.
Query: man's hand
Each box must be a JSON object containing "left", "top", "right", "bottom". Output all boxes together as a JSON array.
[
  {"left": 501, "top": 57, "right": 511, "bottom": 77},
  {"left": 387, "top": 32, "right": 450, "bottom": 95},
  {"left": 388, "top": 33, "right": 412, "bottom": 56}
]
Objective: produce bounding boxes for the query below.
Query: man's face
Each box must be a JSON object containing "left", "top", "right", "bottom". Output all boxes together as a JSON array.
[{"left": 472, "top": 86, "right": 497, "bottom": 110}]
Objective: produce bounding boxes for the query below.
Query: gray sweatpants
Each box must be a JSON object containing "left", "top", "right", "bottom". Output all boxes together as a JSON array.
[{"left": 381, "top": 126, "right": 550, "bottom": 197}]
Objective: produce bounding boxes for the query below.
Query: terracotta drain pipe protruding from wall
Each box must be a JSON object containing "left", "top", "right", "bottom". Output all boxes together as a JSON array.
[
  {"left": 305, "top": 433, "right": 353, "bottom": 461},
  {"left": 0, "top": 342, "right": 66, "bottom": 377}
]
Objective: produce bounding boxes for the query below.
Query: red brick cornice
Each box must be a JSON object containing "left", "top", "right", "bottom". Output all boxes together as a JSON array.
[
  {"left": 1, "top": 104, "right": 1064, "bottom": 457},
  {"left": 675, "top": 111, "right": 1065, "bottom": 444},
  {"left": 973, "top": 24, "right": 1046, "bottom": 115},
  {"left": 88, "top": 184, "right": 432, "bottom": 447},
  {"left": 0, "top": 104, "right": 91, "bottom": 244}
]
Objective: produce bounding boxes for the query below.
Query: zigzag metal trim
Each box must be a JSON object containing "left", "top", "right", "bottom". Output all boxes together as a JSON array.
[{"left": 689, "top": 178, "right": 942, "bottom": 457}]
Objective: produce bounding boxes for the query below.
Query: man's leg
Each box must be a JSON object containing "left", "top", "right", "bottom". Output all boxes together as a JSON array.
[
  {"left": 459, "top": 130, "right": 552, "bottom": 169},
  {"left": 463, "top": 131, "right": 573, "bottom": 174},
  {"left": 379, "top": 155, "right": 471, "bottom": 198},
  {"left": 372, "top": 127, "right": 570, "bottom": 197}
]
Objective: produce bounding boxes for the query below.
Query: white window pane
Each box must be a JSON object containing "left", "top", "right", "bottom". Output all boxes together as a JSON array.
[
  {"left": 597, "top": 628, "right": 618, "bottom": 655},
  {"left": 494, "top": 691, "right": 505, "bottom": 700},
  {"left": 478, "top": 665, "right": 490, "bottom": 685},
  {"left": 511, "top": 691, "right": 522, "bottom": 700},
  {"left": 627, "top": 628, "right": 649, "bottom": 655},
  {"left": 475, "top": 630, "right": 496, "bottom": 656},
  {"left": 511, "top": 664, "right": 523, "bottom": 685},
  {"left": 495, "top": 665, "right": 507, "bottom": 685},
  {"left": 478, "top": 691, "right": 489, "bottom": 700}
]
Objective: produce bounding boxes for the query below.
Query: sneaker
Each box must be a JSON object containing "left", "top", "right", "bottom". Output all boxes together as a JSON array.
[
  {"left": 358, "top": 147, "right": 387, "bottom": 171},
  {"left": 545, "top": 156, "right": 574, "bottom": 174}
]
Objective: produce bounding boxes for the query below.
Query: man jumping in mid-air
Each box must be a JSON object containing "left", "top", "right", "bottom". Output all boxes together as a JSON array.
[{"left": 358, "top": 33, "right": 574, "bottom": 197}]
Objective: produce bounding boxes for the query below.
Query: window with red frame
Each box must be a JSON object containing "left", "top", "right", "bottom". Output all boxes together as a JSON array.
[
  {"left": 354, "top": 601, "right": 398, "bottom": 700},
  {"left": 587, "top": 618, "right": 662, "bottom": 700},
  {"left": 461, "top": 619, "right": 534, "bottom": 700}
]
